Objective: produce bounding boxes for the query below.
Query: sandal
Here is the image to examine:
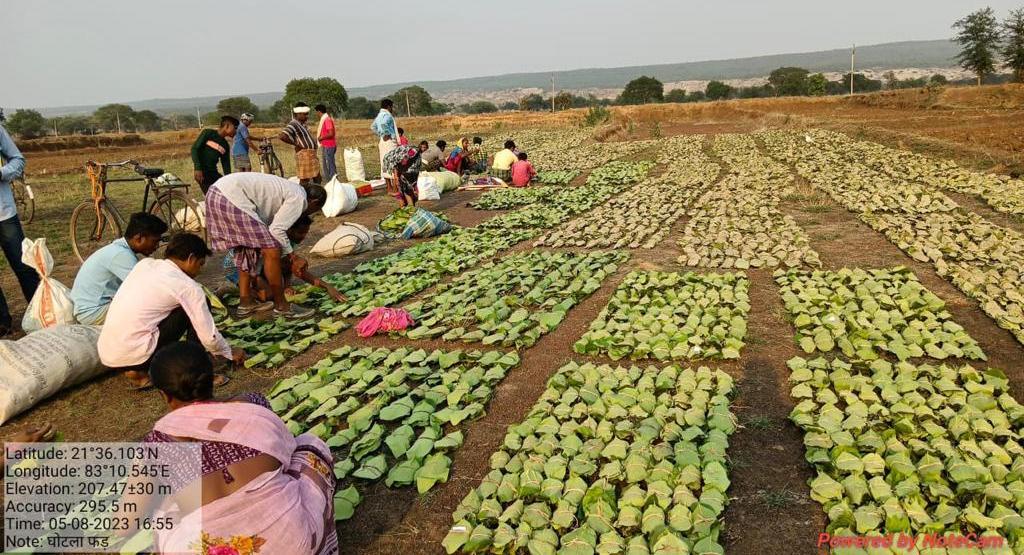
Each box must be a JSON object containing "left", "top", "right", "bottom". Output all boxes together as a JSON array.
[
  {"left": 274, "top": 304, "right": 315, "bottom": 319},
  {"left": 237, "top": 300, "right": 274, "bottom": 316}
]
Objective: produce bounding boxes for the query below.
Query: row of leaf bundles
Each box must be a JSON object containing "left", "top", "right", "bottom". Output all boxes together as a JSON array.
[
  {"left": 267, "top": 346, "right": 521, "bottom": 520},
  {"left": 585, "top": 160, "right": 657, "bottom": 187},
  {"left": 470, "top": 186, "right": 558, "bottom": 210},
  {"left": 404, "top": 251, "right": 628, "bottom": 348},
  {"left": 536, "top": 170, "right": 581, "bottom": 185},
  {"left": 575, "top": 271, "right": 750, "bottom": 361},
  {"left": 788, "top": 356, "right": 1024, "bottom": 550},
  {"left": 217, "top": 316, "right": 348, "bottom": 368},
  {"left": 775, "top": 266, "right": 986, "bottom": 362},
  {"left": 443, "top": 361, "right": 736, "bottom": 555}
]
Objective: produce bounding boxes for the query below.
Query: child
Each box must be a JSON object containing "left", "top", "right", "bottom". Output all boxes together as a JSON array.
[
  {"left": 223, "top": 215, "right": 347, "bottom": 303},
  {"left": 510, "top": 151, "right": 537, "bottom": 187}
]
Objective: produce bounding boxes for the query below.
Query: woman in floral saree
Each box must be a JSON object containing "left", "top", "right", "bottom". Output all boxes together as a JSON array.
[{"left": 143, "top": 342, "right": 338, "bottom": 555}]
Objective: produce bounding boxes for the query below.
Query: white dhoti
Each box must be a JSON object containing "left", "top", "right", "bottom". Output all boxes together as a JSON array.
[{"left": 378, "top": 137, "right": 398, "bottom": 179}]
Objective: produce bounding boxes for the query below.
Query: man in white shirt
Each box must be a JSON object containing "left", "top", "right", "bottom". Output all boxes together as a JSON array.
[
  {"left": 205, "top": 172, "right": 326, "bottom": 318},
  {"left": 98, "top": 233, "right": 245, "bottom": 389}
]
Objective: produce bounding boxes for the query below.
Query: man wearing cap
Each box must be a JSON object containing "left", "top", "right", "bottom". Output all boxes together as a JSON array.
[
  {"left": 232, "top": 113, "right": 258, "bottom": 172},
  {"left": 279, "top": 102, "right": 321, "bottom": 186}
]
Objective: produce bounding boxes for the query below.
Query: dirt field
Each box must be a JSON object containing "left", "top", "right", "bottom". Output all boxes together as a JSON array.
[{"left": 3, "top": 84, "right": 1024, "bottom": 555}]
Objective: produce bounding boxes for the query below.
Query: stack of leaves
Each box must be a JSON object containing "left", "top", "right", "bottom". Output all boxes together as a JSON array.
[
  {"left": 478, "top": 204, "right": 571, "bottom": 232},
  {"left": 788, "top": 356, "right": 1024, "bottom": 551},
  {"left": 470, "top": 187, "right": 557, "bottom": 210},
  {"left": 536, "top": 170, "right": 581, "bottom": 185},
  {"left": 534, "top": 179, "right": 700, "bottom": 249},
  {"left": 861, "top": 211, "right": 1024, "bottom": 347},
  {"left": 775, "top": 267, "right": 986, "bottom": 362},
  {"left": 586, "top": 160, "right": 657, "bottom": 187},
  {"left": 267, "top": 345, "right": 521, "bottom": 521},
  {"left": 302, "top": 227, "right": 536, "bottom": 317},
  {"left": 442, "top": 361, "right": 737, "bottom": 554},
  {"left": 380, "top": 205, "right": 453, "bottom": 234},
  {"left": 575, "top": 271, "right": 749, "bottom": 361},
  {"left": 219, "top": 316, "right": 349, "bottom": 368},
  {"left": 403, "top": 250, "right": 627, "bottom": 348}
]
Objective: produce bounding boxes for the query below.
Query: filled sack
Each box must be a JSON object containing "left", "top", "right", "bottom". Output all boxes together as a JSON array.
[
  {"left": 0, "top": 325, "right": 103, "bottom": 425},
  {"left": 344, "top": 148, "right": 366, "bottom": 182},
  {"left": 22, "top": 238, "right": 75, "bottom": 332},
  {"left": 174, "top": 201, "right": 206, "bottom": 232},
  {"left": 422, "top": 170, "right": 461, "bottom": 192},
  {"left": 401, "top": 208, "right": 452, "bottom": 239},
  {"left": 321, "top": 177, "right": 359, "bottom": 217},
  {"left": 311, "top": 222, "right": 375, "bottom": 257},
  {"left": 416, "top": 174, "right": 442, "bottom": 201}
]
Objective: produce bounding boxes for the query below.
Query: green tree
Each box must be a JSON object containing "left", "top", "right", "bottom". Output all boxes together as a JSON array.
[
  {"left": 266, "top": 99, "right": 290, "bottom": 123},
  {"left": 461, "top": 101, "right": 499, "bottom": 114},
  {"left": 929, "top": 74, "right": 950, "bottom": 86},
  {"left": 1002, "top": 8, "right": 1024, "bottom": 82},
  {"left": 93, "top": 103, "right": 136, "bottom": 132},
  {"left": 618, "top": 76, "right": 664, "bottom": 105},
  {"left": 841, "top": 73, "right": 883, "bottom": 93},
  {"left": 883, "top": 71, "right": 900, "bottom": 90},
  {"left": 664, "top": 89, "right": 688, "bottom": 103},
  {"left": 430, "top": 101, "right": 451, "bottom": 115},
  {"left": 519, "top": 94, "right": 547, "bottom": 111},
  {"left": 133, "top": 110, "right": 161, "bottom": 132},
  {"left": 6, "top": 109, "right": 47, "bottom": 138},
  {"left": 216, "top": 96, "right": 260, "bottom": 118},
  {"left": 389, "top": 86, "right": 436, "bottom": 116},
  {"left": 50, "top": 115, "right": 93, "bottom": 135},
  {"left": 807, "top": 73, "right": 828, "bottom": 96},
  {"left": 686, "top": 90, "right": 706, "bottom": 102},
  {"left": 705, "top": 80, "right": 733, "bottom": 100},
  {"left": 345, "top": 97, "right": 378, "bottom": 119},
  {"left": 282, "top": 77, "right": 349, "bottom": 114},
  {"left": 552, "top": 91, "right": 575, "bottom": 111},
  {"left": 164, "top": 113, "right": 199, "bottom": 129},
  {"left": 499, "top": 101, "right": 518, "bottom": 111},
  {"left": 768, "top": 67, "right": 810, "bottom": 96},
  {"left": 954, "top": 7, "right": 1002, "bottom": 85}
]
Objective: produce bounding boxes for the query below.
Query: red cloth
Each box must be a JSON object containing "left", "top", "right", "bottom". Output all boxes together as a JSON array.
[
  {"left": 318, "top": 117, "right": 336, "bottom": 148},
  {"left": 398, "top": 136, "right": 409, "bottom": 146},
  {"left": 511, "top": 160, "right": 536, "bottom": 187},
  {"left": 356, "top": 307, "right": 415, "bottom": 337}
]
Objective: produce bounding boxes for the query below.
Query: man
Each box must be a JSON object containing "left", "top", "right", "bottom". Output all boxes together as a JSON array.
[
  {"left": 98, "top": 233, "right": 245, "bottom": 389},
  {"left": 315, "top": 104, "right": 338, "bottom": 182},
  {"left": 421, "top": 140, "right": 447, "bottom": 172},
  {"left": 0, "top": 124, "right": 39, "bottom": 337},
  {"left": 191, "top": 115, "right": 238, "bottom": 193},
  {"left": 71, "top": 212, "right": 168, "bottom": 325},
  {"left": 279, "top": 103, "right": 321, "bottom": 186},
  {"left": 232, "top": 113, "right": 258, "bottom": 172},
  {"left": 490, "top": 139, "right": 518, "bottom": 181},
  {"left": 467, "top": 136, "right": 487, "bottom": 173},
  {"left": 205, "top": 172, "right": 326, "bottom": 319},
  {"left": 371, "top": 99, "right": 398, "bottom": 180}
]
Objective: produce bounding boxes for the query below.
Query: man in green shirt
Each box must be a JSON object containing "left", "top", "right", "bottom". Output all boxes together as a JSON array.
[{"left": 191, "top": 115, "right": 238, "bottom": 193}]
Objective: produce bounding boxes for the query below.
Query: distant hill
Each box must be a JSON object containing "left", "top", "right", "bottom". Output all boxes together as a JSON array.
[{"left": 37, "top": 39, "right": 959, "bottom": 116}]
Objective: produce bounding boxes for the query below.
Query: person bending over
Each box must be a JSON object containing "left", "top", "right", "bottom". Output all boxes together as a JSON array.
[
  {"left": 98, "top": 233, "right": 245, "bottom": 389},
  {"left": 71, "top": 212, "right": 168, "bottom": 325}
]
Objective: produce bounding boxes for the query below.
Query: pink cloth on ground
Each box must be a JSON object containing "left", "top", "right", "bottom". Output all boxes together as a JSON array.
[{"left": 356, "top": 307, "right": 415, "bottom": 337}]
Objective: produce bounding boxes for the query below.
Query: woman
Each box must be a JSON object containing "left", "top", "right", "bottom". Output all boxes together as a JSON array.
[
  {"left": 143, "top": 342, "right": 337, "bottom": 554},
  {"left": 382, "top": 146, "right": 421, "bottom": 207},
  {"left": 444, "top": 137, "right": 470, "bottom": 174}
]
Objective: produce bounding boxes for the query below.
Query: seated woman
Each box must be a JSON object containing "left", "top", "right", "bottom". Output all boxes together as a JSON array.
[{"left": 143, "top": 342, "right": 338, "bottom": 554}]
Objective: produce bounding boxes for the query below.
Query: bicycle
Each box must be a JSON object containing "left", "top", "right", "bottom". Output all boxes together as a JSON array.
[
  {"left": 12, "top": 176, "right": 34, "bottom": 224},
  {"left": 258, "top": 138, "right": 284, "bottom": 177},
  {"left": 71, "top": 160, "right": 205, "bottom": 263}
]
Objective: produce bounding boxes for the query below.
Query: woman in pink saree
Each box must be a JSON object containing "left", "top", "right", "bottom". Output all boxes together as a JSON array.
[{"left": 143, "top": 342, "right": 338, "bottom": 555}]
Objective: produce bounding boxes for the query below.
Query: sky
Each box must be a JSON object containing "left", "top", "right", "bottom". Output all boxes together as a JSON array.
[{"left": 4, "top": 0, "right": 1022, "bottom": 108}]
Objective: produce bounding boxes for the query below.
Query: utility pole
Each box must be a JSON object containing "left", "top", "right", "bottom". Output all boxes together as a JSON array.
[
  {"left": 196, "top": 107, "right": 202, "bottom": 128},
  {"left": 850, "top": 44, "right": 856, "bottom": 95},
  {"left": 405, "top": 92, "right": 411, "bottom": 118},
  {"left": 53, "top": 119, "right": 58, "bottom": 137},
  {"left": 551, "top": 75, "right": 556, "bottom": 113},
  {"left": 116, "top": 110, "right": 122, "bottom": 134}
]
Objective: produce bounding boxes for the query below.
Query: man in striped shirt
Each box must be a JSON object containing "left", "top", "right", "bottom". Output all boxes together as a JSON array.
[{"left": 279, "top": 102, "right": 321, "bottom": 185}]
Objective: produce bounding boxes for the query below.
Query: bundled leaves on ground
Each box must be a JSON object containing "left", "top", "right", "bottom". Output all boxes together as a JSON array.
[
  {"left": 404, "top": 251, "right": 627, "bottom": 348},
  {"left": 443, "top": 361, "right": 736, "bottom": 554},
  {"left": 470, "top": 187, "right": 557, "bottom": 210},
  {"left": 300, "top": 227, "right": 535, "bottom": 317},
  {"left": 380, "top": 205, "right": 451, "bottom": 234},
  {"left": 776, "top": 267, "right": 986, "bottom": 362},
  {"left": 267, "top": 345, "right": 520, "bottom": 521},
  {"left": 219, "top": 315, "right": 348, "bottom": 368},
  {"left": 586, "top": 160, "right": 657, "bottom": 187},
  {"left": 536, "top": 170, "right": 581, "bottom": 185},
  {"left": 477, "top": 179, "right": 640, "bottom": 234},
  {"left": 575, "top": 271, "right": 749, "bottom": 361},
  {"left": 788, "top": 356, "right": 1024, "bottom": 551},
  {"left": 480, "top": 130, "right": 655, "bottom": 172}
]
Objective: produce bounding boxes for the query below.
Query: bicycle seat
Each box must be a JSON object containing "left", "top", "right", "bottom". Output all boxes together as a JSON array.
[{"left": 137, "top": 167, "right": 165, "bottom": 178}]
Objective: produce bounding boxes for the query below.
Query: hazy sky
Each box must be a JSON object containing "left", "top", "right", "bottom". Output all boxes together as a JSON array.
[{"left": 5, "top": 1, "right": 1021, "bottom": 108}]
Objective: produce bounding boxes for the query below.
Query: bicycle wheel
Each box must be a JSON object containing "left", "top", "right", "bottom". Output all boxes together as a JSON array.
[
  {"left": 14, "top": 178, "right": 35, "bottom": 224},
  {"left": 151, "top": 191, "right": 206, "bottom": 241},
  {"left": 70, "top": 201, "right": 122, "bottom": 263},
  {"left": 271, "top": 153, "right": 285, "bottom": 177}
]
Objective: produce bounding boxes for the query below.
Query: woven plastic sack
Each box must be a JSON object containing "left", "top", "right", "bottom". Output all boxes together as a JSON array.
[{"left": 401, "top": 208, "right": 451, "bottom": 239}]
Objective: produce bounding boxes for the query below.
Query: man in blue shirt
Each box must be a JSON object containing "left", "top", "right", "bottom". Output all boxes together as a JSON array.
[
  {"left": 232, "top": 112, "right": 257, "bottom": 172},
  {"left": 70, "top": 212, "right": 168, "bottom": 325},
  {"left": 371, "top": 98, "right": 398, "bottom": 180},
  {"left": 0, "top": 124, "right": 39, "bottom": 336}
]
